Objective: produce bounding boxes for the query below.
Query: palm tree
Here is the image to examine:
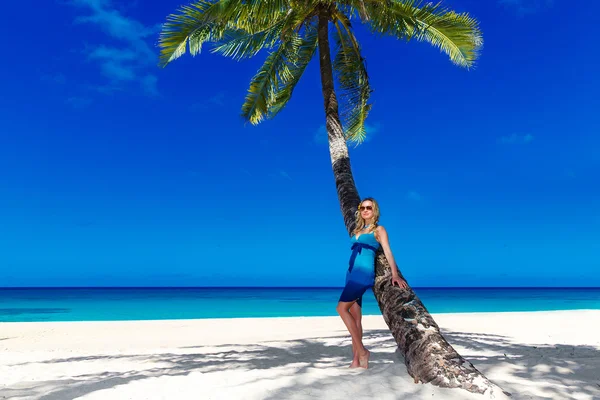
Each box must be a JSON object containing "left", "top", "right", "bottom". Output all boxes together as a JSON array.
[{"left": 158, "top": 1, "right": 505, "bottom": 396}]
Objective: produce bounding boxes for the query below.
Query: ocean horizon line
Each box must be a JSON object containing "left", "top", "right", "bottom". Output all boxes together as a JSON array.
[
  {"left": 2, "top": 286, "right": 599, "bottom": 322},
  {"left": 1, "top": 286, "right": 599, "bottom": 290}
]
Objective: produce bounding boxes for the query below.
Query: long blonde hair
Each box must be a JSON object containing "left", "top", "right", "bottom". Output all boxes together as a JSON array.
[{"left": 352, "top": 197, "right": 380, "bottom": 236}]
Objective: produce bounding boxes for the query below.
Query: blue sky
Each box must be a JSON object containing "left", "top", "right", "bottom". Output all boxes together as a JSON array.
[{"left": 0, "top": 0, "right": 598, "bottom": 287}]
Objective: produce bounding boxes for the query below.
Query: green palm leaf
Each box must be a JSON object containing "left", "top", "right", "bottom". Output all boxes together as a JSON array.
[
  {"left": 211, "top": 16, "right": 290, "bottom": 61},
  {"left": 360, "top": 0, "right": 482, "bottom": 68},
  {"left": 267, "top": 21, "right": 319, "bottom": 119},
  {"left": 241, "top": 33, "right": 304, "bottom": 124},
  {"left": 201, "top": 0, "right": 291, "bottom": 33},
  {"left": 159, "top": 1, "right": 221, "bottom": 67},
  {"left": 332, "top": 11, "right": 372, "bottom": 144},
  {"left": 158, "top": 0, "right": 293, "bottom": 67},
  {"left": 159, "top": 0, "right": 482, "bottom": 132}
]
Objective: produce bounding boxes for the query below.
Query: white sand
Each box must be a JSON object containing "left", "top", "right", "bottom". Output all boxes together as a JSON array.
[{"left": 1, "top": 310, "right": 599, "bottom": 400}]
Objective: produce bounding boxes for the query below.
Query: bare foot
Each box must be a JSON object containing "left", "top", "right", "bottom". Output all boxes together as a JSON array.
[
  {"left": 358, "top": 349, "right": 370, "bottom": 369},
  {"left": 349, "top": 358, "right": 360, "bottom": 368}
]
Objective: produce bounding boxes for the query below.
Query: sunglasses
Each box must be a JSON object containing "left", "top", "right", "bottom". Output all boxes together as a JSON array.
[{"left": 359, "top": 205, "right": 373, "bottom": 211}]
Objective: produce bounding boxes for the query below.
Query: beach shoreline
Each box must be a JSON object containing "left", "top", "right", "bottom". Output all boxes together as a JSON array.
[{"left": 2, "top": 310, "right": 599, "bottom": 399}]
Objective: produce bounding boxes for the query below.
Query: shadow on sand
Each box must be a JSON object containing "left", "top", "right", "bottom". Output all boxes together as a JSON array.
[{"left": 2, "top": 328, "right": 599, "bottom": 400}]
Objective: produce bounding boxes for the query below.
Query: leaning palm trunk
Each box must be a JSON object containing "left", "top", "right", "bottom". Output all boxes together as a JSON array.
[
  {"left": 316, "top": 9, "right": 506, "bottom": 398},
  {"left": 316, "top": 8, "right": 361, "bottom": 228},
  {"left": 372, "top": 258, "right": 508, "bottom": 396}
]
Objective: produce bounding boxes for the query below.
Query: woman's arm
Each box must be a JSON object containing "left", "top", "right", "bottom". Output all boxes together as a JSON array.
[{"left": 376, "top": 226, "right": 408, "bottom": 288}]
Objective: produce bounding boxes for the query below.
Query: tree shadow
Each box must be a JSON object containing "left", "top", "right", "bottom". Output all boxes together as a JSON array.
[
  {"left": 441, "top": 329, "right": 600, "bottom": 400},
  {"left": 2, "top": 328, "right": 599, "bottom": 400},
  {"left": 2, "top": 331, "right": 401, "bottom": 400}
]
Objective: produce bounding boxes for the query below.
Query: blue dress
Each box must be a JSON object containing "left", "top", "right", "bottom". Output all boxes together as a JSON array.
[{"left": 338, "top": 231, "right": 380, "bottom": 307}]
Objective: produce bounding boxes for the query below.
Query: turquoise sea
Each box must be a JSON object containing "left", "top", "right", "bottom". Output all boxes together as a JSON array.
[{"left": 1, "top": 287, "right": 599, "bottom": 322}]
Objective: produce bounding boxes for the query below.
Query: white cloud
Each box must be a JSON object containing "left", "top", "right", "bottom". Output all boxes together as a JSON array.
[
  {"left": 209, "top": 92, "right": 225, "bottom": 106},
  {"left": 189, "top": 92, "right": 227, "bottom": 111},
  {"left": 70, "top": 0, "right": 160, "bottom": 95},
  {"left": 268, "top": 169, "right": 292, "bottom": 181},
  {"left": 406, "top": 191, "right": 422, "bottom": 201},
  {"left": 279, "top": 170, "right": 292, "bottom": 180},
  {"left": 101, "top": 59, "right": 137, "bottom": 81},
  {"left": 66, "top": 96, "right": 93, "bottom": 109},
  {"left": 499, "top": 133, "right": 535, "bottom": 144},
  {"left": 88, "top": 46, "right": 139, "bottom": 63},
  {"left": 562, "top": 168, "right": 576, "bottom": 179},
  {"left": 141, "top": 75, "right": 158, "bottom": 96},
  {"left": 498, "top": 0, "right": 553, "bottom": 16},
  {"left": 41, "top": 73, "right": 67, "bottom": 85},
  {"left": 240, "top": 168, "right": 252, "bottom": 177}
]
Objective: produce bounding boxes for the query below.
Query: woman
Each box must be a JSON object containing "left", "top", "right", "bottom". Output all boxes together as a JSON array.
[{"left": 336, "top": 197, "right": 408, "bottom": 369}]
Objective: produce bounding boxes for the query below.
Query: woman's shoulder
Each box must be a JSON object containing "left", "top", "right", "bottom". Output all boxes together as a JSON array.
[{"left": 375, "top": 225, "right": 389, "bottom": 241}]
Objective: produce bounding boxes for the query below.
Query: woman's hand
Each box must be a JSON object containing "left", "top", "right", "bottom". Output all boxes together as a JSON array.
[{"left": 391, "top": 276, "right": 408, "bottom": 289}]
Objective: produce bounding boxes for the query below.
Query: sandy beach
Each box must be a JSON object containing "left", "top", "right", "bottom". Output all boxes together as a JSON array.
[{"left": 1, "top": 310, "right": 599, "bottom": 400}]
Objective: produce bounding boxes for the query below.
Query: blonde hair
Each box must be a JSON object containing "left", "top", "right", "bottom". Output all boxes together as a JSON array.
[{"left": 352, "top": 197, "right": 380, "bottom": 235}]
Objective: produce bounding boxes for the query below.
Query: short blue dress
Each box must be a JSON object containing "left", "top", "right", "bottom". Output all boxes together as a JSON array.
[{"left": 338, "top": 230, "right": 380, "bottom": 307}]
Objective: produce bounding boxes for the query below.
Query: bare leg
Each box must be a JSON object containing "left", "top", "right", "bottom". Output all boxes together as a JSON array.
[
  {"left": 349, "top": 302, "right": 362, "bottom": 367},
  {"left": 336, "top": 300, "right": 369, "bottom": 368}
]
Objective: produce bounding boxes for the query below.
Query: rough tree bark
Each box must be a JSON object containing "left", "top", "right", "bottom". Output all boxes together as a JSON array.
[{"left": 316, "top": 5, "right": 509, "bottom": 398}]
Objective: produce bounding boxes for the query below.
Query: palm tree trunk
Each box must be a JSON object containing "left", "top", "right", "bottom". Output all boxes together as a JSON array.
[
  {"left": 316, "top": 6, "right": 361, "bottom": 228},
  {"left": 316, "top": 6, "right": 507, "bottom": 398}
]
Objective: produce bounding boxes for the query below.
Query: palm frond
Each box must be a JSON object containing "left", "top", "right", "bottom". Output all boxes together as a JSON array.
[
  {"left": 159, "top": 1, "right": 220, "bottom": 67},
  {"left": 201, "top": 0, "right": 291, "bottom": 33},
  {"left": 332, "top": 11, "right": 372, "bottom": 144},
  {"left": 361, "top": 0, "right": 482, "bottom": 68},
  {"left": 241, "top": 33, "right": 304, "bottom": 124},
  {"left": 158, "top": 0, "right": 292, "bottom": 67},
  {"left": 211, "top": 16, "right": 290, "bottom": 61},
  {"left": 267, "top": 20, "right": 319, "bottom": 118}
]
